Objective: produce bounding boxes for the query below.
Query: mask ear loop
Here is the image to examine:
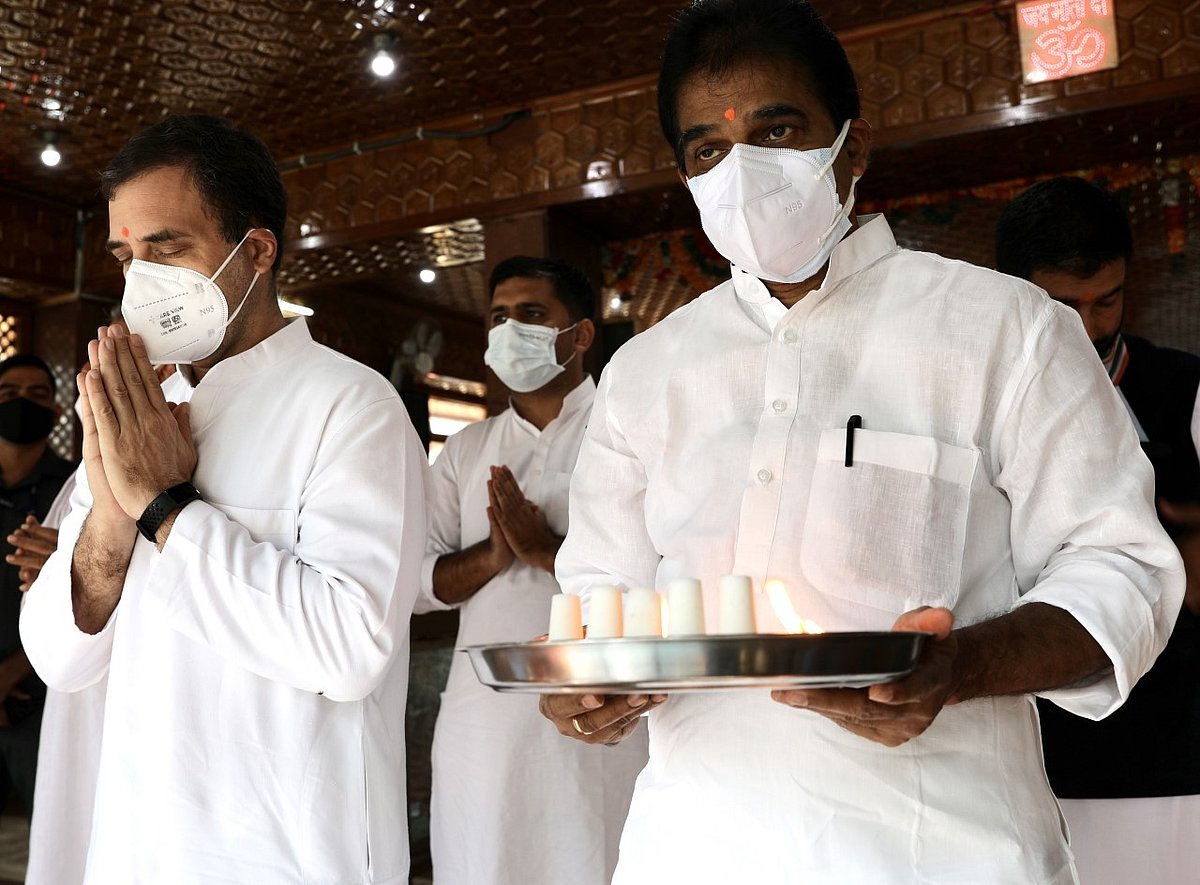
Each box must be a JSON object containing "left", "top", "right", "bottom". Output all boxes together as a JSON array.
[
  {"left": 554, "top": 321, "right": 580, "bottom": 368},
  {"left": 209, "top": 228, "right": 262, "bottom": 330},
  {"left": 813, "top": 120, "right": 859, "bottom": 246},
  {"left": 816, "top": 174, "right": 861, "bottom": 246},
  {"left": 223, "top": 271, "right": 261, "bottom": 329},
  {"left": 208, "top": 228, "right": 259, "bottom": 282},
  {"left": 815, "top": 119, "right": 854, "bottom": 180}
]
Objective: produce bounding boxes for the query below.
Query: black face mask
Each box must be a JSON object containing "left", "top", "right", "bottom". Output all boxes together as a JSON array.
[
  {"left": 1093, "top": 331, "right": 1120, "bottom": 361},
  {"left": 0, "top": 397, "right": 56, "bottom": 444}
]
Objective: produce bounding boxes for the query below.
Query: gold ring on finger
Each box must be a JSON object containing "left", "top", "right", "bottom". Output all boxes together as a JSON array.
[{"left": 571, "top": 716, "right": 595, "bottom": 736}]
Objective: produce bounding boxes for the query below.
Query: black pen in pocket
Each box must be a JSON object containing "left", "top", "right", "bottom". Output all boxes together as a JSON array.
[{"left": 845, "top": 414, "right": 862, "bottom": 467}]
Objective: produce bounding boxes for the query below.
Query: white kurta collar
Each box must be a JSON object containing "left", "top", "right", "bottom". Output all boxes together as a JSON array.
[
  {"left": 508, "top": 374, "right": 596, "bottom": 436},
  {"left": 185, "top": 318, "right": 313, "bottom": 389},
  {"left": 729, "top": 214, "right": 899, "bottom": 329}
]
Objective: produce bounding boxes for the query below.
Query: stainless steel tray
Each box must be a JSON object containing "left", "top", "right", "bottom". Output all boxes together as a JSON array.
[{"left": 466, "top": 632, "right": 929, "bottom": 694}]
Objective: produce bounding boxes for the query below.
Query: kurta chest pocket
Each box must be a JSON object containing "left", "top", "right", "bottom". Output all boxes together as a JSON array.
[
  {"left": 209, "top": 502, "right": 298, "bottom": 554},
  {"left": 798, "top": 428, "right": 978, "bottom": 614}
]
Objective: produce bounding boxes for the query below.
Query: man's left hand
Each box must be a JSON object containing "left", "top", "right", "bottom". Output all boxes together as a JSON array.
[
  {"left": 86, "top": 325, "right": 197, "bottom": 520},
  {"left": 772, "top": 607, "right": 957, "bottom": 747},
  {"left": 6, "top": 517, "right": 60, "bottom": 591},
  {"left": 489, "top": 465, "right": 561, "bottom": 573}
]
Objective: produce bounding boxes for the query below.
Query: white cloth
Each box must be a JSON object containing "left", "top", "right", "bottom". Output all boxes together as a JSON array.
[
  {"left": 418, "top": 376, "right": 646, "bottom": 885},
  {"left": 26, "top": 465, "right": 103, "bottom": 885},
  {"left": 556, "top": 215, "right": 1185, "bottom": 885},
  {"left": 40, "top": 471, "right": 76, "bottom": 531},
  {"left": 20, "top": 320, "right": 427, "bottom": 885},
  {"left": 1055, "top": 359, "right": 1200, "bottom": 885},
  {"left": 1059, "top": 795, "right": 1200, "bottom": 885}
]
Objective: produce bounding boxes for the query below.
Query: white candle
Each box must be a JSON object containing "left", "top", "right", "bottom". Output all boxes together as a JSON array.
[
  {"left": 666, "top": 578, "right": 706, "bottom": 636},
  {"left": 587, "top": 584, "right": 624, "bottom": 638},
  {"left": 717, "top": 575, "right": 756, "bottom": 635},
  {"left": 624, "top": 588, "right": 663, "bottom": 637},
  {"left": 547, "top": 593, "right": 583, "bottom": 641}
]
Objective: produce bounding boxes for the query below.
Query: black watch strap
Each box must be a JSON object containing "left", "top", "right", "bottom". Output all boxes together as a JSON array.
[{"left": 136, "top": 482, "right": 202, "bottom": 543}]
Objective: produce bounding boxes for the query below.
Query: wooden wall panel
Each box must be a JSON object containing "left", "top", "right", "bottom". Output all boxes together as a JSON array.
[
  {"left": 0, "top": 190, "right": 75, "bottom": 297},
  {"left": 282, "top": 0, "right": 1200, "bottom": 256}
]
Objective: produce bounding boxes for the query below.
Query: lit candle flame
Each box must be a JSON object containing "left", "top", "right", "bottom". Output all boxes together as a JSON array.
[{"left": 764, "top": 579, "right": 824, "bottom": 634}]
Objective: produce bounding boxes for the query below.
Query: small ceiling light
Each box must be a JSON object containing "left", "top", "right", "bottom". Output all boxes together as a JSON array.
[
  {"left": 369, "top": 33, "right": 399, "bottom": 78},
  {"left": 40, "top": 132, "right": 61, "bottom": 167},
  {"left": 419, "top": 268, "right": 436, "bottom": 284}
]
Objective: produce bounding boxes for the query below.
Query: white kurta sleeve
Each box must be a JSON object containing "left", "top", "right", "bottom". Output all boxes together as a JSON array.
[
  {"left": 556, "top": 365, "right": 661, "bottom": 618},
  {"left": 998, "top": 302, "right": 1185, "bottom": 718},
  {"left": 41, "top": 468, "right": 80, "bottom": 531},
  {"left": 142, "top": 396, "right": 426, "bottom": 702},
  {"left": 20, "top": 466, "right": 118, "bottom": 692},
  {"left": 414, "top": 433, "right": 463, "bottom": 614}
]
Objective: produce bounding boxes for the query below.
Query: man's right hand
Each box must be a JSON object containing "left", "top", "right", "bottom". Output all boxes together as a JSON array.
[
  {"left": 485, "top": 488, "right": 515, "bottom": 574},
  {"left": 428, "top": 494, "right": 516, "bottom": 607},
  {"left": 78, "top": 330, "right": 137, "bottom": 539},
  {"left": 540, "top": 692, "right": 666, "bottom": 745}
]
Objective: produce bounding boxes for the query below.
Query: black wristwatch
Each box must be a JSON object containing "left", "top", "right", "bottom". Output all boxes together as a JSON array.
[{"left": 136, "top": 482, "right": 203, "bottom": 543}]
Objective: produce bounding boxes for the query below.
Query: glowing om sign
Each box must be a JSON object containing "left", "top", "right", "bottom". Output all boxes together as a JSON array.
[
  {"left": 1032, "top": 23, "right": 1107, "bottom": 77},
  {"left": 1018, "top": 0, "right": 1116, "bottom": 82}
]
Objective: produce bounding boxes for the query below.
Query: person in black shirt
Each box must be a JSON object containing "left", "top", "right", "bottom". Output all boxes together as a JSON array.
[
  {"left": 0, "top": 354, "right": 75, "bottom": 813},
  {"left": 997, "top": 176, "right": 1200, "bottom": 885}
]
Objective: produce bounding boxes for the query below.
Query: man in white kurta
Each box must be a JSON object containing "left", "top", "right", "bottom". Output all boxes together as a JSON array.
[
  {"left": 555, "top": 212, "right": 1185, "bottom": 884},
  {"left": 418, "top": 257, "right": 645, "bottom": 885},
  {"left": 542, "top": 4, "right": 1183, "bottom": 880},
  {"left": 20, "top": 116, "right": 426, "bottom": 884},
  {"left": 22, "top": 320, "right": 425, "bottom": 883}
]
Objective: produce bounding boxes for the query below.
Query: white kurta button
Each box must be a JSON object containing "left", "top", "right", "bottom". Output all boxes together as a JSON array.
[
  {"left": 772, "top": 399, "right": 787, "bottom": 413},
  {"left": 756, "top": 468, "right": 772, "bottom": 484},
  {"left": 782, "top": 329, "right": 798, "bottom": 344}
]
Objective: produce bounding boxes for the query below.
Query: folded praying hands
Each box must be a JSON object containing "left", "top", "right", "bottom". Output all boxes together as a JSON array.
[
  {"left": 77, "top": 325, "right": 197, "bottom": 535},
  {"left": 487, "top": 465, "right": 561, "bottom": 574}
]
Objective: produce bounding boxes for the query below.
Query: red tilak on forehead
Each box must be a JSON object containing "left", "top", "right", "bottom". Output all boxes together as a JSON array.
[
  {"left": 724, "top": 107, "right": 736, "bottom": 121},
  {"left": 121, "top": 226, "right": 129, "bottom": 237}
]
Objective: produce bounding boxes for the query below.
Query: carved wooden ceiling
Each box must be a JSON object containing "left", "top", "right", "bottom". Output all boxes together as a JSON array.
[{"left": 1, "top": 0, "right": 961, "bottom": 205}]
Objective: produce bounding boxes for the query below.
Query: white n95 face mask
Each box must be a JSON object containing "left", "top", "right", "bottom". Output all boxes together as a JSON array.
[
  {"left": 120, "top": 229, "right": 261, "bottom": 365},
  {"left": 686, "top": 119, "right": 860, "bottom": 284},
  {"left": 484, "top": 319, "right": 577, "bottom": 393}
]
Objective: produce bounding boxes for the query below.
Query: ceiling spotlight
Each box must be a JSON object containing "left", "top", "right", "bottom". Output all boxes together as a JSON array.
[
  {"left": 369, "top": 33, "right": 399, "bottom": 78},
  {"left": 419, "top": 268, "right": 436, "bottom": 283},
  {"left": 40, "top": 132, "right": 61, "bottom": 167}
]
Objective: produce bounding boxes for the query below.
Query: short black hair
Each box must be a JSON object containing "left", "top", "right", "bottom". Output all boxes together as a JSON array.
[
  {"left": 0, "top": 354, "right": 56, "bottom": 396},
  {"left": 995, "top": 177, "right": 1133, "bottom": 281},
  {"left": 488, "top": 256, "right": 596, "bottom": 322},
  {"left": 100, "top": 115, "right": 288, "bottom": 274},
  {"left": 658, "top": 0, "right": 861, "bottom": 168}
]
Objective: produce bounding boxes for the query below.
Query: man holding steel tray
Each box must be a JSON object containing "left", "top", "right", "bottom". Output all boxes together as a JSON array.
[{"left": 541, "top": 1, "right": 1185, "bottom": 882}]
